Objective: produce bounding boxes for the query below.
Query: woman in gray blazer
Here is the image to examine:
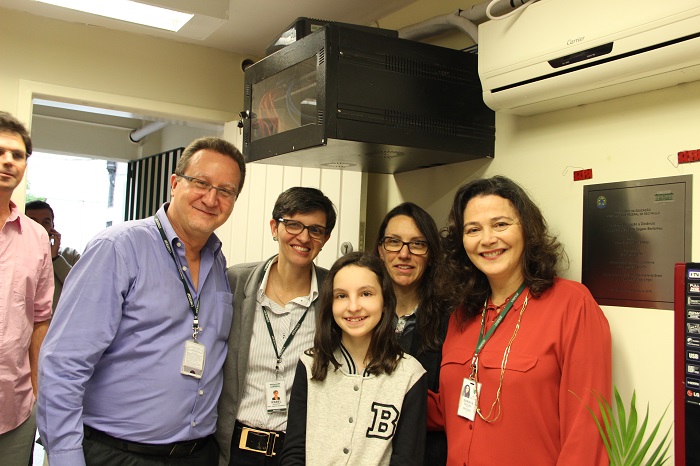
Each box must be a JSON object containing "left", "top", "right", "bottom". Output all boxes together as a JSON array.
[{"left": 216, "top": 187, "right": 336, "bottom": 466}]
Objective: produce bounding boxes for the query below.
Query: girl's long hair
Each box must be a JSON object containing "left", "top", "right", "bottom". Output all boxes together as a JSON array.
[{"left": 309, "top": 252, "right": 403, "bottom": 381}]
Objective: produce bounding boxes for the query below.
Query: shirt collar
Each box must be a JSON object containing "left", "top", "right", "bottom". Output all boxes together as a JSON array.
[
  {"left": 6, "top": 200, "right": 22, "bottom": 231},
  {"left": 257, "top": 255, "right": 319, "bottom": 307},
  {"left": 336, "top": 343, "right": 371, "bottom": 377}
]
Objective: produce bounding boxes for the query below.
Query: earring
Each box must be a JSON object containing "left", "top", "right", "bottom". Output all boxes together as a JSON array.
[{"left": 273, "top": 236, "right": 278, "bottom": 242}]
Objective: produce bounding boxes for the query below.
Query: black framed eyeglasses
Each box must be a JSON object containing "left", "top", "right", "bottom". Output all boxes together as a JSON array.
[
  {"left": 177, "top": 174, "right": 238, "bottom": 200},
  {"left": 380, "top": 237, "right": 429, "bottom": 255},
  {"left": 278, "top": 218, "right": 328, "bottom": 240}
]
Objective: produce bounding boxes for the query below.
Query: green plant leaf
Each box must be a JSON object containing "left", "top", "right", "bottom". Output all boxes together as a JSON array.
[
  {"left": 644, "top": 422, "right": 672, "bottom": 466},
  {"left": 625, "top": 390, "right": 643, "bottom": 460},
  {"left": 572, "top": 386, "right": 672, "bottom": 466},
  {"left": 631, "top": 405, "right": 671, "bottom": 466},
  {"left": 570, "top": 390, "right": 615, "bottom": 462},
  {"left": 600, "top": 390, "right": 624, "bottom": 462},
  {"left": 614, "top": 387, "right": 629, "bottom": 444}
]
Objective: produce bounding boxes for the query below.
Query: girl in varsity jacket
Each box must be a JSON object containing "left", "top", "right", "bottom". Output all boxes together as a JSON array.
[{"left": 280, "top": 252, "right": 427, "bottom": 466}]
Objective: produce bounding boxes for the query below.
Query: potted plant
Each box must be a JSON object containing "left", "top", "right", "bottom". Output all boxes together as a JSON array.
[{"left": 572, "top": 387, "right": 672, "bottom": 466}]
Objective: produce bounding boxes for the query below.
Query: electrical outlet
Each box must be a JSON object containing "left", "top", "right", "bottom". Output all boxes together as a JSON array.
[
  {"left": 678, "top": 150, "right": 700, "bottom": 164},
  {"left": 573, "top": 168, "right": 593, "bottom": 181}
]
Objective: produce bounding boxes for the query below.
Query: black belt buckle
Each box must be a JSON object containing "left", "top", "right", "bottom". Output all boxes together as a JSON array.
[{"left": 239, "top": 427, "right": 279, "bottom": 457}]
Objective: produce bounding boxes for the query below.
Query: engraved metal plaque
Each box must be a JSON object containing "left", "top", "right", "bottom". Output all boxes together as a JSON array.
[{"left": 582, "top": 175, "right": 692, "bottom": 310}]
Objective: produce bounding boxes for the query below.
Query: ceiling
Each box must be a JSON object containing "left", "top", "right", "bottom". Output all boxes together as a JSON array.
[{"left": 1, "top": 0, "right": 419, "bottom": 56}]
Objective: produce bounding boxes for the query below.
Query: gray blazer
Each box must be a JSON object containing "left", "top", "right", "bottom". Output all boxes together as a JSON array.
[{"left": 215, "top": 255, "right": 328, "bottom": 465}]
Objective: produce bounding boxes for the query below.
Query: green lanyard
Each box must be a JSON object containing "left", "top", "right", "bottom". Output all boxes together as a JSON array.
[
  {"left": 154, "top": 215, "right": 201, "bottom": 341},
  {"left": 262, "top": 304, "right": 310, "bottom": 378},
  {"left": 474, "top": 283, "right": 527, "bottom": 358}
]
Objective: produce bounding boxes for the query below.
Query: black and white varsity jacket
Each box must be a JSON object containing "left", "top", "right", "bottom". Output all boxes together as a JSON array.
[{"left": 280, "top": 344, "right": 427, "bottom": 465}]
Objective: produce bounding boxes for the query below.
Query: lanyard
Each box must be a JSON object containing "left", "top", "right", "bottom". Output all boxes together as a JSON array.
[
  {"left": 262, "top": 304, "right": 309, "bottom": 376},
  {"left": 154, "top": 215, "right": 201, "bottom": 341},
  {"left": 474, "top": 282, "right": 527, "bottom": 358}
]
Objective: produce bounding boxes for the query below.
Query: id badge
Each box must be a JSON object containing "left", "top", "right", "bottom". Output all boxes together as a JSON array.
[
  {"left": 266, "top": 380, "right": 287, "bottom": 412},
  {"left": 457, "top": 378, "right": 478, "bottom": 421},
  {"left": 181, "top": 340, "right": 206, "bottom": 379}
]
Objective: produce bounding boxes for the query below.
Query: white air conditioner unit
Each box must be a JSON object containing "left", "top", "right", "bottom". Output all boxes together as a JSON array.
[{"left": 478, "top": 0, "right": 700, "bottom": 115}]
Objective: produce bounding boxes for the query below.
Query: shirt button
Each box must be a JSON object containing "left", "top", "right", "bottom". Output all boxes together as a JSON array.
[
  {"left": 469, "top": 424, "right": 473, "bottom": 430},
  {"left": 343, "top": 448, "right": 349, "bottom": 454},
  {"left": 348, "top": 417, "right": 353, "bottom": 423},
  {"left": 353, "top": 385, "right": 359, "bottom": 391},
  {"left": 192, "top": 421, "right": 196, "bottom": 427},
  {"left": 182, "top": 266, "right": 188, "bottom": 271},
  {"left": 199, "top": 389, "right": 204, "bottom": 396},
  {"left": 176, "top": 242, "right": 182, "bottom": 248}
]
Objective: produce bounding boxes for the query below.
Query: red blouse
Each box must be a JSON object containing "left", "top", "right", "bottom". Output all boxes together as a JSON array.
[{"left": 428, "top": 278, "right": 612, "bottom": 466}]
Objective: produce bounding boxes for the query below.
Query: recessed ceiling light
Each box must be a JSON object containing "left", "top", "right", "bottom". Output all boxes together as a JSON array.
[{"left": 35, "top": 0, "right": 194, "bottom": 32}]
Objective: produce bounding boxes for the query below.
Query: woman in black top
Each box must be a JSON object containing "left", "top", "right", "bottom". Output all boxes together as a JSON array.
[{"left": 375, "top": 202, "right": 452, "bottom": 465}]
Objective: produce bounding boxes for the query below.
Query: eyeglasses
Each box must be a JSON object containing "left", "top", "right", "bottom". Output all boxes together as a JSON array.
[
  {"left": 0, "top": 146, "right": 28, "bottom": 161},
  {"left": 464, "top": 220, "right": 519, "bottom": 237},
  {"left": 380, "top": 237, "right": 429, "bottom": 255},
  {"left": 278, "top": 218, "right": 328, "bottom": 240},
  {"left": 178, "top": 174, "right": 238, "bottom": 200}
]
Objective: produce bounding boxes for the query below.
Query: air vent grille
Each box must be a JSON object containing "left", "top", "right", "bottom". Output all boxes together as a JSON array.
[
  {"left": 385, "top": 56, "right": 469, "bottom": 85},
  {"left": 385, "top": 110, "right": 456, "bottom": 136}
]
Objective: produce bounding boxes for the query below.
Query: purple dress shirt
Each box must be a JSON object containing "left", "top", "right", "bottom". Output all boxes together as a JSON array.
[{"left": 37, "top": 204, "right": 233, "bottom": 466}]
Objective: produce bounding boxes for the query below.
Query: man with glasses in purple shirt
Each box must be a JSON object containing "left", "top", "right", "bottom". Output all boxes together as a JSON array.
[{"left": 37, "top": 137, "right": 246, "bottom": 466}]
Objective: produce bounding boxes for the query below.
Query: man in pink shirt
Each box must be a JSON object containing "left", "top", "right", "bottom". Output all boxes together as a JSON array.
[{"left": 0, "top": 111, "right": 53, "bottom": 465}]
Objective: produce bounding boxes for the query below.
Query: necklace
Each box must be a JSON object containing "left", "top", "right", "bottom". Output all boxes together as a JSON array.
[
  {"left": 474, "top": 292, "right": 529, "bottom": 423},
  {"left": 490, "top": 292, "right": 515, "bottom": 312},
  {"left": 269, "top": 274, "right": 287, "bottom": 305}
]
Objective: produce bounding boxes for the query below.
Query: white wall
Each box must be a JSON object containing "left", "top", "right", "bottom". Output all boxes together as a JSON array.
[
  {"left": 0, "top": 9, "right": 245, "bottom": 114},
  {"left": 0, "top": 7, "right": 245, "bottom": 204}
]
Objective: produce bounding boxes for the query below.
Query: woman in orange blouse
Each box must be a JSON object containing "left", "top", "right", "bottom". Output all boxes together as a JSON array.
[{"left": 429, "top": 176, "right": 611, "bottom": 466}]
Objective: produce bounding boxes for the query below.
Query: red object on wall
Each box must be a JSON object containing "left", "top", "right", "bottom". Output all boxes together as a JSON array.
[
  {"left": 678, "top": 150, "right": 700, "bottom": 164},
  {"left": 573, "top": 168, "right": 593, "bottom": 181}
]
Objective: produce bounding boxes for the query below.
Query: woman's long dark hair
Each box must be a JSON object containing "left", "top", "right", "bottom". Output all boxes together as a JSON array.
[
  {"left": 441, "top": 176, "right": 566, "bottom": 328},
  {"left": 309, "top": 252, "right": 403, "bottom": 381},
  {"left": 374, "top": 202, "right": 453, "bottom": 353}
]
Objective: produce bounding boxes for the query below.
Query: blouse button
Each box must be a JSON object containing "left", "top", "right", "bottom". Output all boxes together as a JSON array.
[
  {"left": 343, "top": 448, "right": 349, "bottom": 454},
  {"left": 348, "top": 417, "right": 353, "bottom": 423},
  {"left": 353, "top": 385, "right": 359, "bottom": 391}
]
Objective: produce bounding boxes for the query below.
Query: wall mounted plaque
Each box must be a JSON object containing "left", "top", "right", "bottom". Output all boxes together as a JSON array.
[{"left": 582, "top": 175, "right": 692, "bottom": 310}]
